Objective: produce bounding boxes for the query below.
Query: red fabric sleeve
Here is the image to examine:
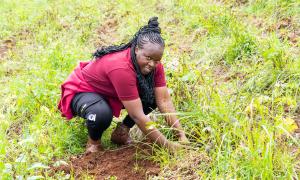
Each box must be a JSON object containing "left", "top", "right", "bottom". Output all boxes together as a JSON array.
[
  {"left": 154, "top": 64, "right": 167, "bottom": 87},
  {"left": 108, "top": 68, "right": 139, "bottom": 101}
]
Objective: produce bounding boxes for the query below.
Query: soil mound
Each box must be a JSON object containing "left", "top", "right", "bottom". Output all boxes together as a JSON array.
[{"left": 53, "top": 143, "right": 160, "bottom": 179}]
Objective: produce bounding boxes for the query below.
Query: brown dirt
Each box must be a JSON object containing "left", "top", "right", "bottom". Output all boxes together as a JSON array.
[
  {"left": 0, "top": 39, "right": 16, "bottom": 59},
  {"left": 94, "top": 17, "right": 120, "bottom": 48},
  {"left": 268, "top": 17, "right": 299, "bottom": 45},
  {"left": 294, "top": 115, "right": 300, "bottom": 131},
  {"left": 232, "top": 0, "right": 248, "bottom": 6},
  {"left": 218, "top": 0, "right": 248, "bottom": 7},
  {"left": 213, "top": 65, "right": 246, "bottom": 83},
  {"left": 6, "top": 120, "right": 23, "bottom": 139},
  {"left": 51, "top": 143, "right": 160, "bottom": 179},
  {"left": 251, "top": 16, "right": 264, "bottom": 29},
  {"left": 276, "top": 18, "right": 299, "bottom": 45},
  {"left": 248, "top": 15, "right": 299, "bottom": 46},
  {"left": 17, "top": 29, "right": 31, "bottom": 41}
]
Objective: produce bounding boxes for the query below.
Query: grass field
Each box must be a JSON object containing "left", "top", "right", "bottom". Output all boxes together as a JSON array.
[{"left": 0, "top": 0, "right": 299, "bottom": 179}]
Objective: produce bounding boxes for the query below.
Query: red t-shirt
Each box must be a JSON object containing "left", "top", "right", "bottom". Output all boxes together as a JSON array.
[{"left": 58, "top": 48, "right": 166, "bottom": 119}]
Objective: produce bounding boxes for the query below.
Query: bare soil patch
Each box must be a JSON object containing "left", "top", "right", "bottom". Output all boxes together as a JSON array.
[
  {"left": 94, "top": 17, "right": 120, "bottom": 48},
  {"left": 6, "top": 120, "right": 24, "bottom": 139},
  {"left": 0, "top": 39, "right": 16, "bottom": 59},
  {"left": 213, "top": 65, "right": 246, "bottom": 83},
  {"left": 268, "top": 17, "right": 299, "bottom": 45},
  {"left": 52, "top": 143, "right": 160, "bottom": 179}
]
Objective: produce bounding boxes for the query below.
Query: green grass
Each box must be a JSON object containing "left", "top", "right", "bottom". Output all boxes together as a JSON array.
[{"left": 0, "top": 0, "right": 299, "bottom": 179}]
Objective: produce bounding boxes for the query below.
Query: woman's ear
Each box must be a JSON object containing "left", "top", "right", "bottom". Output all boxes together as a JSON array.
[{"left": 135, "top": 46, "right": 139, "bottom": 54}]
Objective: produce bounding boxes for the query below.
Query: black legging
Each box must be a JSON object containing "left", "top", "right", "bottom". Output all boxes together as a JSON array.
[{"left": 71, "top": 92, "right": 156, "bottom": 141}]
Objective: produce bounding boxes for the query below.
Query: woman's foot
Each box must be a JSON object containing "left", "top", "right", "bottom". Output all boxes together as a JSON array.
[
  {"left": 111, "top": 122, "right": 132, "bottom": 145},
  {"left": 85, "top": 138, "right": 103, "bottom": 154}
]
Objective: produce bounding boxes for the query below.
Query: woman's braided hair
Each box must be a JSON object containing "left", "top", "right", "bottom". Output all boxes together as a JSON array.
[{"left": 93, "top": 17, "right": 165, "bottom": 106}]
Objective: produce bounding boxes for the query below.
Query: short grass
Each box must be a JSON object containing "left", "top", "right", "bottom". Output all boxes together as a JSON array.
[{"left": 0, "top": 0, "right": 299, "bottom": 179}]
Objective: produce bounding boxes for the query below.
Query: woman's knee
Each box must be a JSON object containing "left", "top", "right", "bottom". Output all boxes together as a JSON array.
[{"left": 85, "top": 100, "right": 113, "bottom": 129}]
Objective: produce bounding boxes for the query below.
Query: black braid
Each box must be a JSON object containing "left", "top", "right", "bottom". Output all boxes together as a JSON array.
[{"left": 93, "top": 17, "right": 165, "bottom": 106}]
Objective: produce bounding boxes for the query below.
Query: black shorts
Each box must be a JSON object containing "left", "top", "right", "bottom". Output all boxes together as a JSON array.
[
  {"left": 71, "top": 92, "right": 110, "bottom": 117},
  {"left": 71, "top": 92, "right": 113, "bottom": 140}
]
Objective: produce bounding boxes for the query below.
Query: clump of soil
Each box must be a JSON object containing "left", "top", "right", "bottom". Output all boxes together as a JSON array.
[{"left": 52, "top": 143, "right": 160, "bottom": 179}]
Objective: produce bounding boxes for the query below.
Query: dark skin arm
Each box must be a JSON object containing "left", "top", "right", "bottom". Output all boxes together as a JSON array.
[
  {"left": 154, "top": 86, "right": 189, "bottom": 143},
  {"left": 122, "top": 86, "right": 189, "bottom": 150},
  {"left": 122, "top": 98, "right": 182, "bottom": 152},
  {"left": 122, "top": 98, "right": 179, "bottom": 150}
]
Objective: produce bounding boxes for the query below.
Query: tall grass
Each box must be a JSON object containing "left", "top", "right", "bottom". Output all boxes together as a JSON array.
[{"left": 0, "top": 0, "right": 299, "bottom": 178}]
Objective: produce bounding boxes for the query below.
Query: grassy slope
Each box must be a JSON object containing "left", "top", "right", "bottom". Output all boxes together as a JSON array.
[{"left": 0, "top": 0, "right": 299, "bottom": 178}]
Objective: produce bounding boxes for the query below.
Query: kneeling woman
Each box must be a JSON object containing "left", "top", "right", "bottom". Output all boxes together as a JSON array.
[{"left": 58, "top": 17, "right": 188, "bottom": 153}]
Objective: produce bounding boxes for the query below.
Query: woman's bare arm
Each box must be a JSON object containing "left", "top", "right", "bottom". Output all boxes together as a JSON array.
[
  {"left": 154, "top": 86, "right": 188, "bottom": 141},
  {"left": 122, "top": 98, "right": 175, "bottom": 148}
]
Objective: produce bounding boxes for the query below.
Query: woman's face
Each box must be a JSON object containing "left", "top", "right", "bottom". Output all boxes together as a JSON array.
[{"left": 135, "top": 41, "right": 164, "bottom": 75}]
